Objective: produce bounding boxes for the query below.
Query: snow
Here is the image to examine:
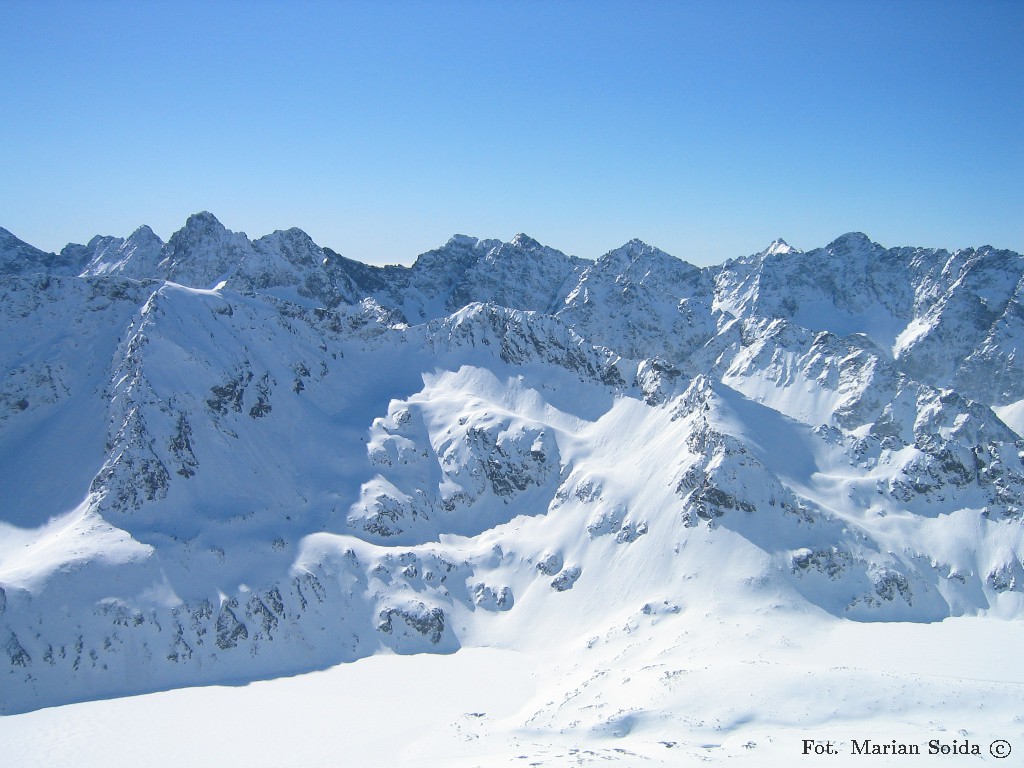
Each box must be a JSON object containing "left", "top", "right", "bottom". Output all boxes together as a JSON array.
[
  {"left": 3, "top": 618, "right": 1021, "bottom": 767},
  {"left": 994, "top": 399, "right": 1024, "bottom": 437},
  {"left": 2, "top": 216, "right": 1024, "bottom": 764},
  {"left": 763, "top": 237, "right": 799, "bottom": 256},
  {"left": 0, "top": 648, "right": 536, "bottom": 768},
  {"left": 0, "top": 501, "right": 151, "bottom": 593}
]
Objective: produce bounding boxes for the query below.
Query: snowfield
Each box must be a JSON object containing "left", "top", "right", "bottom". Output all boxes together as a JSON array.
[
  {"left": 3, "top": 619, "right": 1022, "bottom": 767},
  {"left": 2, "top": 215, "right": 1023, "bottom": 764}
]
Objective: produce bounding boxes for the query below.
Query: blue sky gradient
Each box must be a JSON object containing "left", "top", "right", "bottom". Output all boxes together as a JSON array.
[{"left": 3, "top": 0, "right": 1021, "bottom": 265}]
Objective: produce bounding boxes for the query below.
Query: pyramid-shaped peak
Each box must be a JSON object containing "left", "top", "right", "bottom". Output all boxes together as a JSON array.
[
  {"left": 610, "top": 238, "right": 665, "bottom": 261},
  {"left": 762, "top": 238, "right": 801, "bottom": 256},
  {"left": 510, "top": 233, "right": 543, "bottom": 250},
  {"left": 126, "top": 224, "right": 163, "bottom": 244}
]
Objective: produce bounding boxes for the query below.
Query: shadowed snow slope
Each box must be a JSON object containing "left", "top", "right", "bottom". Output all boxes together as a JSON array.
[{"left": 2, "top": 216, "right": 1023, "bottom": 764}]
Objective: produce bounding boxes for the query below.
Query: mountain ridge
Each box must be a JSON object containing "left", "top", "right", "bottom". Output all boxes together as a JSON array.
[{"left": 1, "top": 212, "right": 1023, "bottom": 718}]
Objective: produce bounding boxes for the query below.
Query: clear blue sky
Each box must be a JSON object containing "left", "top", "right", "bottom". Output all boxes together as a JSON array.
[{"left": 2, "top": 0, "right": 1021, "bottom": 266}]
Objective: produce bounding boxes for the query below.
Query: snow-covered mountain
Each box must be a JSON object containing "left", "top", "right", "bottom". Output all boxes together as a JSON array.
[{"left": 2, "top": 213, "right": 1023, "bottom": 729}]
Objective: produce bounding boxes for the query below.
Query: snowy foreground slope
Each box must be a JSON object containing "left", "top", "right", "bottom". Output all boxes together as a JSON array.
[{"left": 2, "top": 215, "right": 1024, "bottom": 764}]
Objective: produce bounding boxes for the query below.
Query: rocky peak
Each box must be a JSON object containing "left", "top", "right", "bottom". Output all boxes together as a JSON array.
[
  {"left": 621, "top": 238, "right": 657, "bottom": 259},
  {"left": 184, "top": 210, "right": 228, "bottom": 234},
  {"left": 254, "top": 227, "right": 318, "bottom": 253},
  {"left": 67, "top": 235, "right": 123, "bottom": 272},
  {"left": 413, "top": 235, "right": 488, "bottom": 269},
  {"left": 248, "top": 227, "right": 330, "bottom": 279},
  {"left": 591, "top": 239, "right": 702, "bottom": 282},
  {"left": 445, "top": 234, "right": 478, "bottom": 247},
  {"left": 0, "top": 227, "right": 34, "bottom": 252},
  {"left": 127, "top": 225, "right": 162, "bottom": 247},
  {"left": 0, "top": 228, "right": 54, "bottom": 274},
  {"left": 594, "top": 239, "right": 660, "bottom": 270},
  {"left": 62, "top": 226, "right": 165, "bottom": 279},
  {"left": 161, "top": 212, "right": 255, "bottom": 288},
  {"left": 826, "top": 231, "right": 880, "bottom": 255},
  {"left": 763, "top": 238, "right": 799, "bottom": 256},
  {"left": 440, "top": 235, "right": 580, "bottom": 318},
  {"left": 165, "top": 212, "right": 233, "bottom": 251},
  {"left": 509, "top": 233, "right": 543, "bottom": 251},
  {"left": 1, "top": 228, "right": 86, "bottom": 276},
  {"left": 3, "top": 215, "right": 1024, "bottom": 727}
]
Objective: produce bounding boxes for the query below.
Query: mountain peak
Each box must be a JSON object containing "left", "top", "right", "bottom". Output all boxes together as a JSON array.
[
  {"left": 510, "top": 233, "right": 542, "bottom": 250},
  {"left": 604, "top": 238, "right": 662, "bottom": 264},
  {"left": 625, "top": 238, "right": 654, "bottom": 251},
  {"left": 444, "top": 234, "right": 480, "bottom": 248},
  {"left": 827, "top": 231, "right": 877, "bottom": 251},
  {"left": 259, "top": 227, "right": 317, "bottom": 247},
  {"left": 160, "top": 212, "right": 254, "bottom": 288},
  {"left": 763, "top": 238, "right": 799, "bottom": 256},
  {"left": 182, "top": 211, "right": 227, "bottom": 234},
  {"left": 3, "top": 212, "right": 1024, "bottom": 744},
  {"left": 126, "top": 224, "right": 163, "bottom": 246},
  {"left": 166, "top": 212, "right": 246, "bottom": 254},
  {"left": 0, "top": 227, "right": 34, "bottom": 250},
  {"left": 0, "top": 227, "right": 63, "bottom": 275}
]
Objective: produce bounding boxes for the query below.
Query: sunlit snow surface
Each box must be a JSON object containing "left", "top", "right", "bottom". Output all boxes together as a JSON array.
[{"left": 3, "top": 619, "right": 1022, "bottom": 767}]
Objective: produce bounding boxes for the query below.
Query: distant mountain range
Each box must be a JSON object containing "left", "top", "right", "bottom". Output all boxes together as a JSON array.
[{"left": 2, "top": 213, "right": 1022, "bottom": 715}]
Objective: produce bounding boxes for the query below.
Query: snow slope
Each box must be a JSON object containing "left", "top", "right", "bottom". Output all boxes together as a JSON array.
[{"left": 2, "top": 618, "right": 1021, "bottom": 767}]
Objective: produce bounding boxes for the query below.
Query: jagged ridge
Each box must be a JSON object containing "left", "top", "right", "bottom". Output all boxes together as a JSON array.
[{"left": 1, "top": 214, "right": 1023, "bottom": 715}]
